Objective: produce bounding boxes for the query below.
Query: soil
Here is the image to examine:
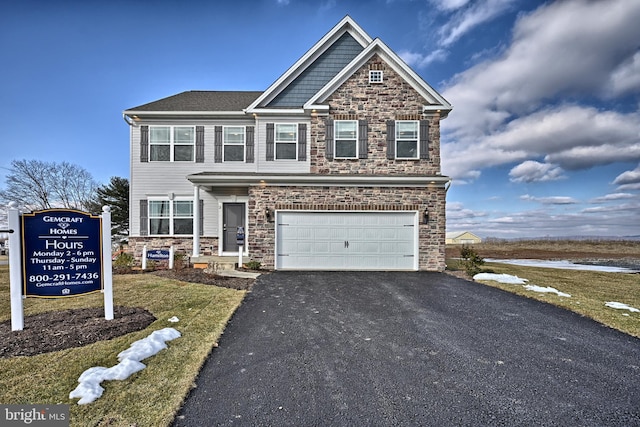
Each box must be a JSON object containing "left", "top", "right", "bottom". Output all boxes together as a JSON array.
[{"left": 0, "top": 269, "right": 256, "bottom": 359}]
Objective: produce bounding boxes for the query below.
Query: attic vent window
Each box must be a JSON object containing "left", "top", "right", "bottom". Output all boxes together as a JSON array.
[{"left": 369, "top": 70, "right": 383, "bottom": 84}]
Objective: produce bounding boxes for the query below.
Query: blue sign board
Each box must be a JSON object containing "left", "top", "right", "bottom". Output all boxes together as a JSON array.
[
  {"left": 22, "top": 209, "right": 103, "bottom": 298},
  {"left": 147, "top": 249, "right": 170, "bottom": 260}
]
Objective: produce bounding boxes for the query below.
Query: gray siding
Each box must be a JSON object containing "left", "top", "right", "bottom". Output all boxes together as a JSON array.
[
  {"left": 130, "top": 118, "right": 310, "bottom": 237},
  {"left": 267, "top": 33, "right": 364, "bottom": 107}
]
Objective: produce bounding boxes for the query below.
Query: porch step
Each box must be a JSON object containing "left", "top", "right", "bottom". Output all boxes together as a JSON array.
[{"left": 191, "top": 255, "right": 237, "bottom": 271}]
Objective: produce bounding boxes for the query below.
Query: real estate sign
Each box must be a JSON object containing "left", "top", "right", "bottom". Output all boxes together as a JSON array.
[{"left": 21, "top": 209, "right": 103, "bottom": 298}]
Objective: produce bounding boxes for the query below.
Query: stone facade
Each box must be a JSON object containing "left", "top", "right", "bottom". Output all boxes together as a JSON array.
[
  {"left": 247, "top": 185, "right": 447, "bottom": 271},
  {"left": 311, "top": 54, "right": 442, "bottom": 176}
]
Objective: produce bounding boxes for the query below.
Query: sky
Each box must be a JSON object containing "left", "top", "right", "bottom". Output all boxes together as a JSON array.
[{"left": 1, "top": 0, "right": 639, "bottom": 239}]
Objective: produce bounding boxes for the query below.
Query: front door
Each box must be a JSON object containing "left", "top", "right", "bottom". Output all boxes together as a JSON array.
[{"left": 222, "top": 203, "right": 245, "bottom": 252}]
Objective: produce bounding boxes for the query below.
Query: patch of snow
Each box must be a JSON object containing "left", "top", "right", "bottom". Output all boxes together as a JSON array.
[
  {"left": 168, "top": 316, "right": 180, "bottom": 323},
  {"left": 473, "top": 273, "right": 528, "bottom": 285},
  {"left": 485, "top": 258, "right": 639, "bottom": 273},
  {"left": 69, "top": 327, "right": 181, "bottom": 405},
  {"left": 524, "top": 285, "right": 571, "bottom": 297},
  {"left": 605, "top": 302, "right": 640, "bottom": 313}
]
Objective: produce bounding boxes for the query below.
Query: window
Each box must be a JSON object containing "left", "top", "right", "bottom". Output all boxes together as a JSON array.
[
  {"left": 334, "top": 120, "right": 358, "bottom": 158},
  {"left": 275, "top": 124, "right": 297, "bottom": 160},
  {"left": 148, "top": 200, "right": 193, "bottom": 235},
  {"left": 149, "top": 126, "right": 194, "bottom": 162},
  {"left": 395, "top": 121, "right": 419, "bottom": 159},
  {"left": 223, "top": 126, "right": 245, "bottom": 161},
  {"left": 369, "top": 70, "right": 383, "bottom": 83}
]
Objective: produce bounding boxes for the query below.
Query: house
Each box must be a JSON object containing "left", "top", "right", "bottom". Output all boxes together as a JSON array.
[
  {"left": 123, "top": 16, "right": 452, "bottom": 271},
  {"left": 446, "top": 231, "right": 482, "bottom": 245}
]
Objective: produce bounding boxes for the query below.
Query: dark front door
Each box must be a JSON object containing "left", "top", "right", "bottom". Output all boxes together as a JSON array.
[{"left": 223, "top": 203, "right": 245, "bottom": 252}]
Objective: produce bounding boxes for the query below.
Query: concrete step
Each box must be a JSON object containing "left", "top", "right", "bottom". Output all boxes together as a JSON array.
[{"left": 191, "top": 255, "right": 237, "bottom": 271}]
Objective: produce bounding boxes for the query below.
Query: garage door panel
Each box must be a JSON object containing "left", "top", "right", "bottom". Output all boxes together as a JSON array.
[{"left": 276, "top": 212, "right": 417, "bottom": 270}]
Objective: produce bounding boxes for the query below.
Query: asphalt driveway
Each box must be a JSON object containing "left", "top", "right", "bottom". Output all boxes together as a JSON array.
[{"left": 173, "top": 272, "right": 640, "bottom": 426}]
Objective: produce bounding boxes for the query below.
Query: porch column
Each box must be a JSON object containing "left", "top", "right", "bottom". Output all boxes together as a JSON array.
[{"left": 192, "top": 184, "right": 200, "bottom": 257}]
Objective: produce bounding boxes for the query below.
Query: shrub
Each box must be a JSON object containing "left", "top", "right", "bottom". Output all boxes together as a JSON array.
[
  {"left": 174, "top": 251, "right": 187, "bottom": 270},
  {"left": 460, "top": 245, "right": 485, "bottom": 277},
  {"left": 113, "top": 252, "right": 134, "bottom": 274},
  {"left": 244, "top": 260, "right": 262, "bottom": 270}
]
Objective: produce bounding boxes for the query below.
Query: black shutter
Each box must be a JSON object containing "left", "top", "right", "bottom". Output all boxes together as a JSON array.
[
  {"left": 199, "top": 199, "right": 204, "bottom": 236},
  {"left": 298, "top": 123, "right": 307, "bottom": 161},
  {"left": 139, "top": 199, "right": 148, "bottom": 236},
  {"left": 195, "top": 126, "right": 205, "bottom": 163},
  {"left": 266, "top": 123, "right": 274, "bottom": 161},
  {"left": 214, "top": 126, "right": 222, "bottom": 163},
  {"left": 419, "top": 120, "right": 429, "bottom": 160},
  {"left": 140, "top": 126, "right": 149, "bottom": 162},
  {"left": 386, "top": 120, "right": 395, "bottom": 159},
  {"left": 325, "top": 119, "right": 334, "bottom": 161},
  {"left": 358, "top": 119, "right": 368, "bottom": 159},
  {"left": 246, "top": 126, "right": 255, "bottom": 163}
]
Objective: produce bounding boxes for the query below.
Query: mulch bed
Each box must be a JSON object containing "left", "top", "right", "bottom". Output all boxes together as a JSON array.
[{"left": 1, "top": 268, "right": 256, "bottom": 358}]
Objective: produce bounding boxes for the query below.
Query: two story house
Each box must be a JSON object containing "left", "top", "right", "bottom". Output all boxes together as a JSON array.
[{"left": 123, "top": 16, "right": 452, "bottom": 271}]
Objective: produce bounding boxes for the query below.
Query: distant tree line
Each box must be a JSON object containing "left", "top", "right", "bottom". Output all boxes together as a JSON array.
[{"left": 0, "top": 159, "right": 128, "bottom": 242}]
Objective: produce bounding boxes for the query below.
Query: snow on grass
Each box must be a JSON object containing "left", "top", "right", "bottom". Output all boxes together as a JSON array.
[
  {"left": 473, "top": 273, "right": 571, "bottom": 297},
  {"left": 605, "top": 302, "right": 640, "bottom": 313},
  {"left": 484, "top": 258, "right": 639, "bottom": 273},
  {"left": 69, "top": 327, "right": 181, "bottom": 405},
  {"left": 473, "top": 273, "right": 528, "bottom": 285},
  {"left": 524, "top": 285, "right": 571, "bottom": 297}
]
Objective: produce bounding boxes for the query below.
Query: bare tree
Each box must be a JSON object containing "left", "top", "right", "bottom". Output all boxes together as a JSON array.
[{"left": 0, "top": 159, "right": 98, "bottom": 211}]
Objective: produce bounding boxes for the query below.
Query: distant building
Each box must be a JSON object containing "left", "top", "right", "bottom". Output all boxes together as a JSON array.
[{"left": 446, "top": 231, "right": 481, "bottom": 245}]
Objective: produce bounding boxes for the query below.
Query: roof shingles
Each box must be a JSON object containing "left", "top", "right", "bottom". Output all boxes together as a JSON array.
[{"left": 126, "top": 90, "right": 263, "bottom": 112}]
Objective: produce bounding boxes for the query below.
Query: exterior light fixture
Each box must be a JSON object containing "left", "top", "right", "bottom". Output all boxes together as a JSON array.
[
  {"left": 265, "top": 207, "right": 272, "bottom": 222},
  {"left": 423, "top": 209, "right": 429, "bottom": 224}
]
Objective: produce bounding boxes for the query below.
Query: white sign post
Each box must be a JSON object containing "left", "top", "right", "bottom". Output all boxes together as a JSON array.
[
  {"left": 8, "top": 202, "right": 24, "bottom": 331},
  {"left": 101, "top": 206, "right": 114, "bottom": 320}
]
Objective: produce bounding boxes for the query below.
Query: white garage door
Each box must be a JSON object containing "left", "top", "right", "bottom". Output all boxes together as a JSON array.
[{"left": 276, "top": 211, "right": 417, "bottom": 270}]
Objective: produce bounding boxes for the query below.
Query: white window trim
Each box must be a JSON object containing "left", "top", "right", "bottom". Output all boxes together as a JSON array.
[
  {"left": 148, "top": 197, "right": 194, "bottom": 236},
  {"left": 334, "top": 120, "right": 359, "bottom": 159},
  {"left": 223, "top": 126, "right": 246, "bottom": 162},
  {"left": 149, "top": 125, "right": 195, "bottom": 162},
  {"left": 369, "top": 70, "right": 383, "bottom": 84},
  {"left": 395, "top": 120, "right": 419, "bottom": 160},
  {"left": 275, "top": 123, "right": 298, "bottom": 161}
]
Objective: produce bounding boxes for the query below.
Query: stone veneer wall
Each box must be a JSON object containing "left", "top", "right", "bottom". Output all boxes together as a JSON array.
[
  {"left": 128, "top": 236, "right": 219, "bottom": 265},
  {"left": 311, "top": 54, "right": 442, "bottom": 176},
  {"left": 248, "top": 185, "right": 446, "bottom": 271}
]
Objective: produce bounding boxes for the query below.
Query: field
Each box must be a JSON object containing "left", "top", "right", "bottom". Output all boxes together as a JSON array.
[{"left": 446, "top": 240, "right": 640, "bottom": 338}]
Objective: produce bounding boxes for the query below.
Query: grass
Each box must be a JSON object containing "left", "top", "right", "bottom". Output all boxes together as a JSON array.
[
  {"left": 0, "top": 264, "right": 245, "bottom": 426},
  {"left": 448, "top": 259, "right": 640, "bottom": 338}
]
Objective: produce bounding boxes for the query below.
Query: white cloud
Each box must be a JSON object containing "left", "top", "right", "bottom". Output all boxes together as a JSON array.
[
  {"left": 607, "top": 51, "right": 640, "bottom": 96},
  {"left": 520, "top": 194, "right": 579, "bottom": 205},
  {"left": 438, "top": 0, "right": 516, "bottom": 47},
  {"left": 613, "top": 164, "right": 640, "bottom": 186},
  {"left": 440, "top": 0, "right": 640, "bottom": 181},
  {"left": 509, "top": 160, "right": 565, "bottom": 183},
  {"left": 589, "top": 193, "right": 635, "bottom": 203},
  {"left": 429, "top": 0, "right": 471, "bottom": 12}
]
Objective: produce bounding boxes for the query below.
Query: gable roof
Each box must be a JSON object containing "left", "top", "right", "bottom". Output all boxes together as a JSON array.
[
  {"left": 246, "top": 16, "right": 372, "bottom": 112},
  {"left": 125, "top": 91, "right": 262, "bottom": 114},
  {"left": 247, "top": 15, "right": 452, "bottom": 116}
]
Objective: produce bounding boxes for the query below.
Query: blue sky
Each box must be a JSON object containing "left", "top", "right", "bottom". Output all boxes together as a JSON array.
[{"left": 1, "top": 0, "right": 639, "bottom": 238}]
